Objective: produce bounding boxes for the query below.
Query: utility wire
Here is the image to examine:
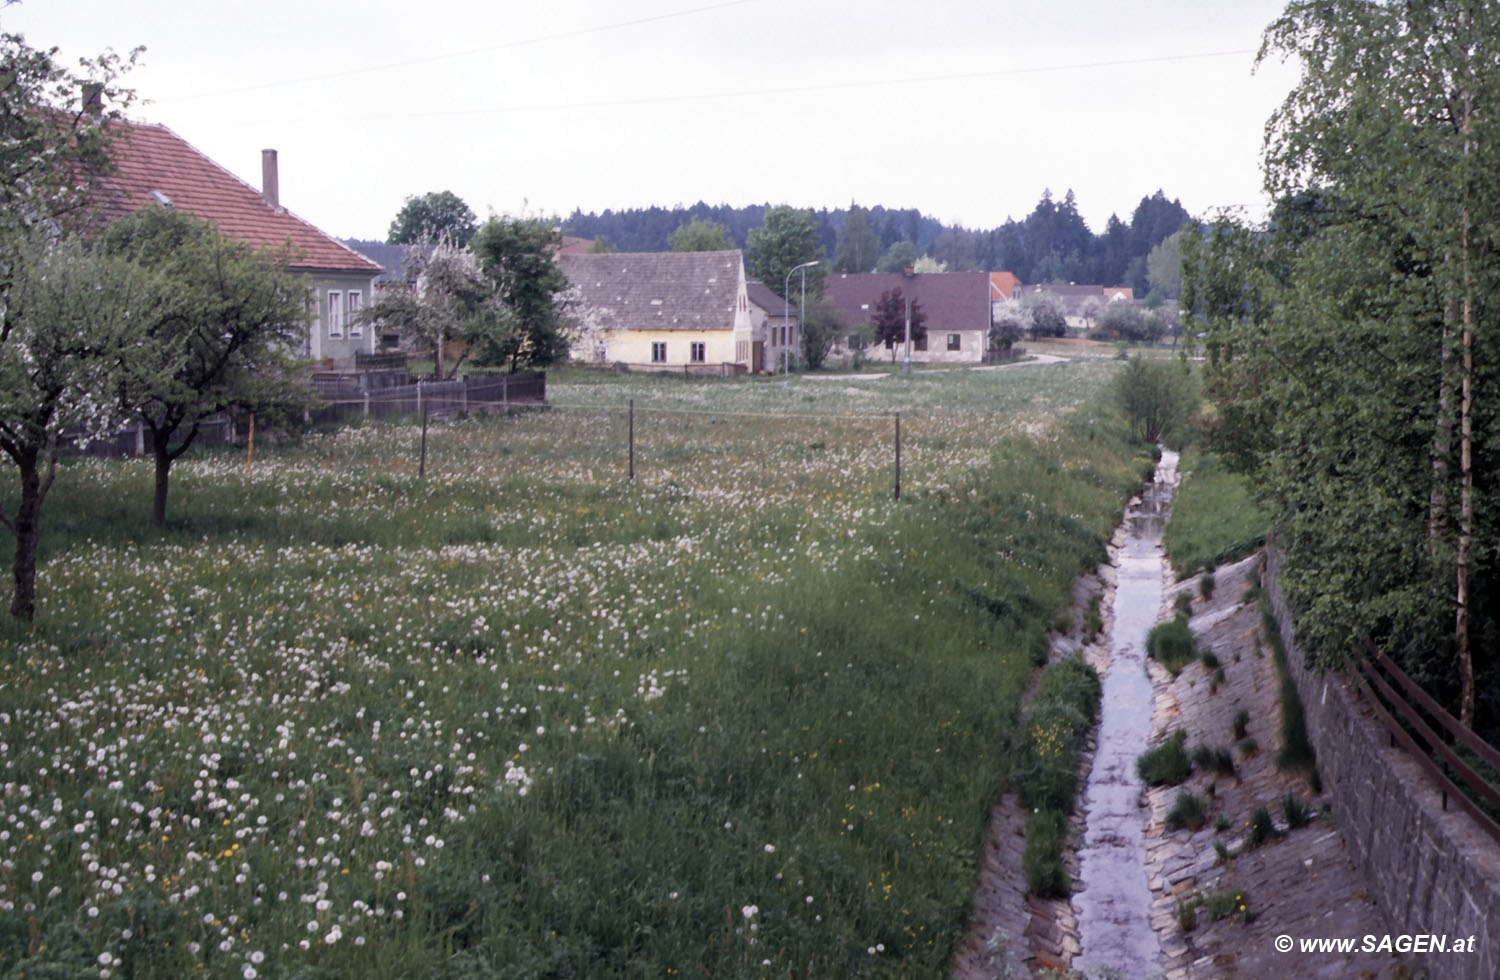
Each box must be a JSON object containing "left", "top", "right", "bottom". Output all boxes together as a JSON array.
[{"left": 159, "top": 0, "right": 758, "bottom": 104}]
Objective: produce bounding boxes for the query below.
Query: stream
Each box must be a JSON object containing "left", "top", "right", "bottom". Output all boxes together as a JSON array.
[{"left": 1072, "top": 448, "right": 1177, "bottom": 979}]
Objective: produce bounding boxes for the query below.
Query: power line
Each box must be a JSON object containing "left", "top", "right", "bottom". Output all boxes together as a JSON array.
[
  {"left": 215, "top": 47, "right": 1258, "bottom": 126},
  {"left": 158, "top": 0, "right": 758, "bottom": 104}
]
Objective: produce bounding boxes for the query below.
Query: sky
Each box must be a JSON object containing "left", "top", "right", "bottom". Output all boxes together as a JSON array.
[{"left": 4, "top": 0, "right": 1302, "bottom": 242}]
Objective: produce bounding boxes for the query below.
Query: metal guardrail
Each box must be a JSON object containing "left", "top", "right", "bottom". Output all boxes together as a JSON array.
[{"left": 1349, "top": 641, "right": 1500, "bottom": 845}]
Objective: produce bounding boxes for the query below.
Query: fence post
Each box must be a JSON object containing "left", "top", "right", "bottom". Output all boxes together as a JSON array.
[
  {"left": 134, "top": 419, "right": 144, "bottom": 457},
  {"left": 417, "top": 380, "right": 423, "bottom": 421},
  {"left": 628, "top": 399, "right": 635, "bottom": 482},
  {"left": 245, "top": 413, "right": 255, "bottom": 474},
  {"left": 363, "top": 391, "right": 370, "bottom": 417},
  {"left": 419, "top": 389, "right": 429, "bottom": 479},
  {"left": 893, "top": 412, "right": 901, "bottom": 501},
  {"left": 462, "top": 379, "right": 468, "bottom": 414},
  {"left": 503, "top": 375, "right": 509, "bottom": 413}
]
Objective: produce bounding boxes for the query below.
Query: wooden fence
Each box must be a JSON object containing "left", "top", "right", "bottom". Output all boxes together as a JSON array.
[
  {"left": 308, "top": 372, "right": 546, "bottom": 427},
  {"left": 1350, "top": 641, "right": 1500, "bottom": 844}
]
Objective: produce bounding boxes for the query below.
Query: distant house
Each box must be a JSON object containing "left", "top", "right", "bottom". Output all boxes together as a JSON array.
[
  {"left": 990, "top": 271, "right": 1022, "bottom": 303},
  {"left": 1023, "top": 283, "right": 1135, "bottom": 330},
  {"left": 559, "top": 250, "right": 753, "bottom": 371},
  {"left": 823, "top": 270, "right": 991, "bottom": 364},
  {"left": 746, "top": 280, "right": 798, "bottom": 373},
  {"left": 95, "top": 122, "right": 382, "bottom": 367}
]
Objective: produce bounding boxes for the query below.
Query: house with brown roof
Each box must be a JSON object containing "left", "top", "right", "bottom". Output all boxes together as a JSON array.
[
  {"left": 559, "top": 250, "right": 753, "bottom": 371},
  {"left": 746, "top": 280, "right": 798, "bottom": 374},
  {"left": 95, "top": 122, "right": 382, "bottom": 367},
  {"left": 823, "top": 270, "right": 991, "bottom": 364}
]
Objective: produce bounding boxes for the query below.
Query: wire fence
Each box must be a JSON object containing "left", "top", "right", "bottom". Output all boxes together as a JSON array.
[{"left": 308, "top": 372, "right": 545, "bottom": 427}]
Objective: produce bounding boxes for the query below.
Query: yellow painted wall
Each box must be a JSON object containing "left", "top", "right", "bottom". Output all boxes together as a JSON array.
[{"left": 607, "top": 330, "right": 738, "bottom": 366}]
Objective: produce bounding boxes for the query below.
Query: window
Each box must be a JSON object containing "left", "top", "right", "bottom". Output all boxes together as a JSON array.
[
  {"left": 346, "top": 291, "right": 363, "bottom": 337},
  {"left": 690, "top": 341, "right": 706, "bottom": 363},
  {"left": 651, "top": 341, "right": 667, "bottom": 363},
  {"left": 947, "top": 333, "right": 961, "bottom": 351},
  {"left": 914, "top": 335, "right": 927, "bottom": 352},
  {"left": 327, "top": 290, "right": 343, "bottom": 338}
]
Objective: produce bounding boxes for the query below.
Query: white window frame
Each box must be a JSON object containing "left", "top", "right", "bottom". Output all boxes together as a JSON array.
[
  {"left": 327, "top": 290, "right": 343, "bottom": 338},
  {"left": 651, "top": 341, "right": 667, "bottom": 363},
  {"left": 346, "top": 290, "right": 363, "bottom": 338}
]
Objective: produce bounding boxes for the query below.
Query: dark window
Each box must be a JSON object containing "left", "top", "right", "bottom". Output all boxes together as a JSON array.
[
  {"left": 690, "top": 341, "right": 706, "bottom": 363},
  {"left": 947, "top": 333, "right": 961, "bottom": 351},
  {"left": 914, "top": 335, "right": 927, "bottom": 352},
  {"left": 651, "top": 342, "right": 667, "bottom": 363}
]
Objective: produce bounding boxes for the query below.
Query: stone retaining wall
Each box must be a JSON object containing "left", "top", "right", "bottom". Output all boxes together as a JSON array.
[{"left": 1264, "top": 545, "right": 1500, "bottom": 980}]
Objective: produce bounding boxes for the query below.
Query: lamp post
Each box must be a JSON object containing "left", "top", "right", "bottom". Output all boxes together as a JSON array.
[{"left": 783, "top": 260, "right": 819, "bottom": 375}]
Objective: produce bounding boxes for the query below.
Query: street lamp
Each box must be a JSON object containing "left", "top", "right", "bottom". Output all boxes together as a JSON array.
[{"left": 783, "top": 260, "right": 819, "bottom": 375}]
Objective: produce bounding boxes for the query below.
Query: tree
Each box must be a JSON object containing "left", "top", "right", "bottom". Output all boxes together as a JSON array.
[
  {"left": 1110, "top": 355, "right": 1196, "bottom": 446},
  {"left": 362, "top": 243, "right": 512, "bottom": 380},
  {"left": 870, "top": 287, "right": 925, "bottom": 362},
  {"left": 876, "top": 240, "right": 918, "bottom": 274},
  {"left": 1095, "top": 300, "right": 1148, "bottom": 342},
  {"left": 990, "top": 299, "right": 1027, "bottom": 354},
  {"left": 585, "top": 235, "right": 617, "bottom": 254},
  {"left": 469, "top": 215, "right": 572, "bottom": 370},
  {"left": 912, "top": 256, "right": 947, "bottom": 274},
  {"left": 668, "top": 217, "right": 734, "bottom": 252},
  {"left": 1182, "top": 0, "right": 1500, "bottom": 726},
  {"left": 833, "top": 203, "right": 879, "bottom": 273},
  {"left": 799, "top": 298, "right": 847, "bottom": 371},
  {"left": 1145, "top": 230, "right": 1184, "bottom": 300},
  {"left": 100, "top": 208, "right": 313, "bottom": 528},
  {"left": 746, "top": 205, "right": 823, "bottom": 299},
  {"left": 387, "top": 191, "right": 477, "bottom": 247},
  {"left": 1, "top": 234, "right": 162, "bottom": 619},
  {"left": 1023, "top": 290, "right": 1067, "bottom": 338}
]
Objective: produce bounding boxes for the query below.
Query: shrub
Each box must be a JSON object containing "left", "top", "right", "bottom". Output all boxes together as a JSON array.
[
  {"left": 1200, "top": 649, "right": 1220, "bottom": 670},
  {"left": 1146, "top": 618, "right": 1197, "bottom": 675},
  {"left": 1023, "top": 810, "right": 1072, "bottom": 898},
  {"left": 1239, "top": 736, "right": 1259, "bottom": 758},
  {"left": 1015, "top": 699, "right": 1089, "bottom": 812},
  {"left": 1246, "top": 805, "right": 1279, "bottom": 849},
  {"left": 1282, "top": 794, "right": 1314, "bottom": 830},
  {"left": 1190, "top": 744, "right": 1236, "bottom": 777},
  {"left": 1166, "top": 790, "right": 1209, "bottom": 831},
  {"left": 1232, "top": 708, "right": 1250, "bottom": 740},
  {"left": 1199, "top": 569, "right": 1216, "bottom": 599},
  {"left": 1137, "top": 733, "right": 1191, "bottom": 786},
  {"left": 1204, "top": 887, "right": 1251, "bottom": 924},
  {"left": 1173, "top": 591, "right": 1194, "bottom": 617}
]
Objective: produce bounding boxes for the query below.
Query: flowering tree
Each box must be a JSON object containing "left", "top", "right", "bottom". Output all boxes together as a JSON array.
[
  {"left": 0, "top": 234, "right": 164, "bottom": 618},
  {"left": 362, "top": 243, "right": 513, "bottom": 379}
]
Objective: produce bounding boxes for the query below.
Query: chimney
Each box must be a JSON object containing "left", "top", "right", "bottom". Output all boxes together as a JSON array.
[
  {"left": 261, "top": 149, "right": 280, "bottom": 211},
  {"left": 902, "top": 266, "right": 915, "bottom": 278},
  {"left": 82, "top": 83, "right": 104, "bottom": 117}
]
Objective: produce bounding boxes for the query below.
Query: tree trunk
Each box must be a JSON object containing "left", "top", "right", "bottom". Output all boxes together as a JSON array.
[
  {"left": 8, "top": 451, "right": 44, "bottom": 621},
  {"left": 152, "top": 441, "right": 173, "bottom": 529},
  {"left": 1455, "top": 84, "right": 1475, "bottom": 728}
]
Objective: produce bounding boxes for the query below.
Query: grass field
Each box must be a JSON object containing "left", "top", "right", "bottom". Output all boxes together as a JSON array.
[
  {"left": 1, "top": 359, "right": 1148, "bottom": 978},
  {"left": 1163, "top": 448, "right": 1271, "bottom": 579}
]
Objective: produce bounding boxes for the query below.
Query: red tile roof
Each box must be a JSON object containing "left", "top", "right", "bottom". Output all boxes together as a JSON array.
[
  {"left": 990, "top": 271, "right": 1022, "bottom": 301},
  {"left": 94, "top": 122, "right": 380, "bottom": 275}
]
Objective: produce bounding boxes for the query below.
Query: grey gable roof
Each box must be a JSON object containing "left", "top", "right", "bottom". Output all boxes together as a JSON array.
[
  {"left": 560, "top": 250, "right": 745, "bottom": 332},
  {"left": 745, "top": 280, "right": 791, "bottom": 316}
]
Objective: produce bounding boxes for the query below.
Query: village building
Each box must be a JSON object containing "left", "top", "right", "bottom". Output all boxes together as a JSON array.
[{"left": 823, "top": 270, "right": 992, "bottom": 365}]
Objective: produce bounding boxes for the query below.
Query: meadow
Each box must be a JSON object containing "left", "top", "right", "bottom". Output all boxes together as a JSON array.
[{"left": 1, "top": 357, "right": 1148, "bottom": 978}]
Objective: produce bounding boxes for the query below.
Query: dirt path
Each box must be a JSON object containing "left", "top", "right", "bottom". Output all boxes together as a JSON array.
[{"left": 1141, "top": 553, "right": 1410, "bottom": 980}]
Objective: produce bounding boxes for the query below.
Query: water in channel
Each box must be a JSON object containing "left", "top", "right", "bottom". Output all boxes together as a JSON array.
[{"left": 1072, "top": 448, "right": 1177, "bottom": 979}]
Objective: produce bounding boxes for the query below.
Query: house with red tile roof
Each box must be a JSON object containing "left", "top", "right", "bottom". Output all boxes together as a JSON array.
[
  {"left": 989, "top": 271, "right": 1022, "bottom": 303},
  {"left": 95, "top": 122, "right": 382, "bottom": 367},
  {"left": 823, "top": 270, "right": 991, "bottom": 364}
]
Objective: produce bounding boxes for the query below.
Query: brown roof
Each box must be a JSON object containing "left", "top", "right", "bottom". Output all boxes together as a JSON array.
[
  {"left": 94, "top": 122, "right": 380, "bottom": 275},
  {"left": 824, "top": 271, "right": 991, "bottom": 333},
  {"left": 745, "top": 280, "right": 793, "bottom": 318},
  {"left": 559, "top": 250, "right": 745, "bottom": 332}
]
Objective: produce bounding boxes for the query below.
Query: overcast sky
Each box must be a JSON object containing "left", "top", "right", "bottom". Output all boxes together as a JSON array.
[{"left": 5, "top": 0, "right": 1300, "bottom": 242}]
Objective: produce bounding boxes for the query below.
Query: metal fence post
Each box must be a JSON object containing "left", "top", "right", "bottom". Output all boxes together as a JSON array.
[
  {"left": 628, "top": 399, "right": 635, "bottom": 482},
  {"left": 419, "top": 389, "right": 429, "bottom": 479},
  {"left": 893, "top": 412, "right": 901, "bottom": 501}
]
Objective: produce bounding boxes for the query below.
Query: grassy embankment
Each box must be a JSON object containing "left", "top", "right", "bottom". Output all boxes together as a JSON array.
[
  {"left": 1163, "top": 447, "right": 1271, "bottom": 579},
  {"left": 1, "top": 360, "right": 1148, "bottom": 978}
]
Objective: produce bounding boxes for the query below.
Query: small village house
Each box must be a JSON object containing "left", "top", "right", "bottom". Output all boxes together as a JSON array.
[
  {"left": 823, "top": 270, "right": 992, "bottom": 365},
  {"left": 94, "top": 122, "right": 382, "bottom": 367},
  {"left": 560, "top": 250, "right": 754, "bottom": 372}
]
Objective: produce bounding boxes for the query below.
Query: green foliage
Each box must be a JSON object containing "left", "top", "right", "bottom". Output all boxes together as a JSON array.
[
  {"left": 798, "top": 298, "right": 847, "bottom": 371},
  {"left": 1110, "top": 355, "right": 1198, "bottom": 447},
  {"left": 387, "top": 190, "right": 476, "bottom": 246},
  {"left": 1245, "top": 806, "right": 1279, "bottom": 849},
  {"left": 832, "top": 203, "right": 879, "bottom": 273},
  {"left": 1146, "top": 617, "right": 1197, "bottom": 675},
  {"left": 1022, "top": 290, "right": 1068, "bottom": 339},
  {"left": 745, "top": 205, "right": 824, "bottom": 300},
  {"left": 1166, "top": 790, "right": 1209, "bottom": 832},
  {"left": 469, "top": 215, "right": 571, "bottom": 370},
  {"left": 667, "top": 217, "right": 734, "bottom": 252},
  {"left": 1281, "top": 793, "right": 1314, "bottom": 830},
  {"left": 1162, "top": 449, "right": 1270, "bottom": 578},
  {"left": 1023, "top": 810, "right": 1072, "bottom": 898},
  {"left": 361, "top": 243, "right": 508, "bottom": 380},
  {"left": 1232, "top": 708, "right": 1250, "bottom": 740},
  {"left": 1145, "top": 230, "right": 1184, "bottom": 300},
  {"left": 875, "top": 240, "right": 918, "bottom": 274},
  {"left": 1137, "top": 733, "right": 1191, "bottom": 786},
  {"left": 1190, "top": 743, "right": 1235, "bottom": 777},
  {"left": 1093, "top": 301, "right": 1157, "bottom": 343}
]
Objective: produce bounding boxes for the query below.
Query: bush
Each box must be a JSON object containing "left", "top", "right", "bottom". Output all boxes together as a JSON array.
[
  {"left": 1110, "top": 354, "right": 1198, "bottom": 446},
  {"left": 1023, "top": 810, "right": 1072, "bottom": 897},
  {"left": 1190, "top": 744, "right": 1236, "bottom": 777},
  {"left": 1199, "top": 570, "right": 1216, "bottom": 599},
  {"left": 1137, "top": 733, "right": 1191, "bottom": 786},
  {"left": 1147, "top": 618, "right": 1197, "bottom": 675},
  {"left": 1232, "top": 708, "right": 1250, "bottom": 740},
  {"left": 1246, "top": 805, "right": 1279, "bottom": 849},
  {"left": 1282, "top": 794, "right": 1314, "bottom": 830},
  {"left": 1166, "top": 790, "right": 1209, "bottom": 831}
]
